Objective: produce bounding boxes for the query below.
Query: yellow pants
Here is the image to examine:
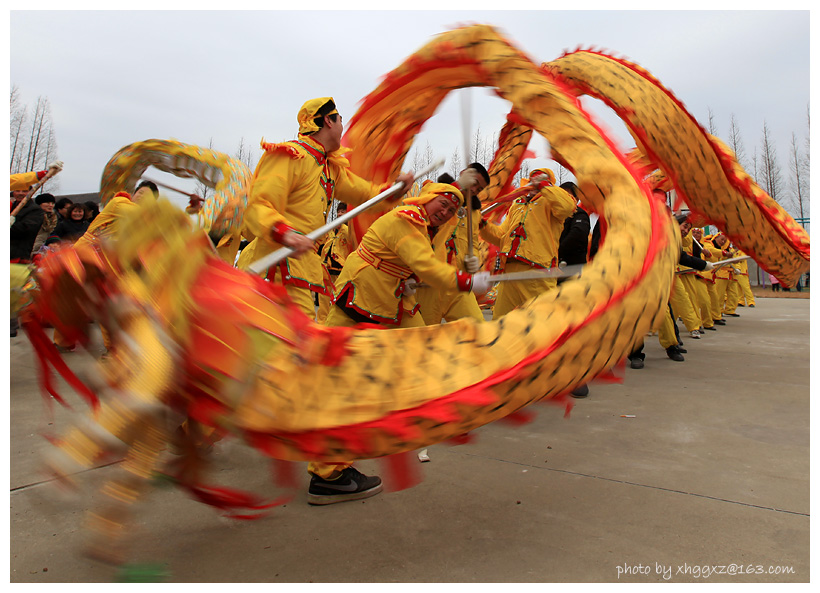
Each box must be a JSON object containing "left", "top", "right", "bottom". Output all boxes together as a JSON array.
[
  {"left": 681, "top": 274, "right": 713, "bottom": 328},
  {"left": 737, "top": 275, "right": 755, "bottom": 306},
  {"left": 658, "top": 301, "right": 678, "bottom": 349},
  {"left": 416, "top": 284, "right": 484, "bottom": 325},
  {"left": 492, "top": 262, "right": 557, "bottom": 320},
  {"left": 669, "top": 275, "right": 701, "bottom": 332},
  {"left": 724, "top": 280, "right": 742, "bottom": 314},
  {"left": 706, "top": 281, "right": 721, "bottom": 322},
  {"left": 715, "top": 278, "right": 740, "bottom": 315}
]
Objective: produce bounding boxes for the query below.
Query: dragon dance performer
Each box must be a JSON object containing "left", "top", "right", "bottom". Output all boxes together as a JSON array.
[
  {"left": 707, "top": 233, "right": 741, "bottom": 318},
  {"left": 678, "top": 219, "right": 715, "bottom": 333},
  {"left": 691, "top": 227, "right": 726, "bottom": 328},
  {"left": 479, "top": 168, "right": 576, "bottom": 319},
  {"left": 668, "top": 214, "right": 705, "bottom": 340},
  {"left": 236, "top": 97, "right": 414, "bottom": 318},
  {"left": 415, "top": 164, "right": 490, "bottom": 325},
  {"left": 732, "top": 248, "right": 756, "bottom": 307},
  {"left": 319, "top": 182, "right": 491, "bottom": 503},
  {"left": 53, "top": 181, "right": 159, "bottom": 352}
]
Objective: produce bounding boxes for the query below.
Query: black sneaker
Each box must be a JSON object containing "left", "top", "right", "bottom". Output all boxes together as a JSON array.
[
  {"left": 570, "top": 384, "right": 589, "bottom": 398},
  {"left": 704, "top": 326, "right": 717, "bottom": 331},
  {"left": 725, "top": 313, "right": 740, "bottom": 317},
  {"left": 308, "top": 467, "right": 383, "bottom": 505},
  {"left": 713, "top": 319, "right": 726, "bottom": 325},
  {"left": 666, "top": 346, "right": 685, "bottom": 362},
  {"left": 677, "top": 346, "right": 687, "bottom": 353},
  {"left": 629, "top": 357, "right": 645, "bottom": 369},
  {"left": 749, "top": 304, "right": 755, "bottom": 308}
]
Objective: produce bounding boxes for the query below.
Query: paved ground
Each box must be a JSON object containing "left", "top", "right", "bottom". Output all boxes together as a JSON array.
[{"left": 9, "top": 297, "right": 810, "bottom": 583}]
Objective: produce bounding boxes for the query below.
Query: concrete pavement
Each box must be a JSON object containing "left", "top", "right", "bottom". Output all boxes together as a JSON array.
[{"left": 9, "top": 296, "right": 810, "bottom": 582}]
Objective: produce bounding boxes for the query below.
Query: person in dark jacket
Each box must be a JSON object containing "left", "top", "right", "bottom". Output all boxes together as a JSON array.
[
  {"left": 53, "top": 203, "right": 90, "bottom": 242},
  {"left": 557, "top": 182, "right": 591, "bottom": 269},
  {"left": 10, "top": 189, "right": 44, "bottom": 263}
]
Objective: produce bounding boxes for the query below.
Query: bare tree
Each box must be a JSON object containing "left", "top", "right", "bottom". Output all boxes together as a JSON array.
[
  {"left": 10, "top": 85, "right": 27, "bottom": 172},
  {"left": 24, "top": 97, "right": 50, "bottom": 172},
  {"left": 788, "top": 133, "right": 808, "bottom": 221},
  {"left": 194, "top": 137, "right": 216, "bottom": 202},
  {"left": 760, "top": 120, "right": 783, "bottom": 202},
  {"left": 470, "top": 124, "right": 483, "bottom": 164},
  {"left": 39, "top": 125, "right": 59, "bottom": 194},
  {"left": 706, "top": 106, "right": 719, "bottom": 136},
  {"left": 424, "top": 141, "right": 439, "bottom": 182},
  {"left": 235, "top": 136, "right": 258, "bottom": 171},
  {"left": 727, "top": 114, "right": 748, "bottom": 171},
  {"left": 450, "top": 146, "right": 462, "bottom": 179},
  {"left": 513, "top": 160, "right": 531, "bottom": 188}
]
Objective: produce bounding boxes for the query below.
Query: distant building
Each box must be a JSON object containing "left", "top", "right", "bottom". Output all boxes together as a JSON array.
[{"left": 54, "top": 192, "right": 101, "bottom": 204}]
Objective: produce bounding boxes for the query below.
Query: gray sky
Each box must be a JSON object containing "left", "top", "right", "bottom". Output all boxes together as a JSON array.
[{"left": 8, "top": 9, "right": 811, "bottom": 215}]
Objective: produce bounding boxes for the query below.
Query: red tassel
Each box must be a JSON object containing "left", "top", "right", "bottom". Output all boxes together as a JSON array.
[
  {"left": 593, "top": 359, "right": 626, "bottom": 384},
  {"left": 379, "top": 450, "right": 422, "bottom": 493},
  {"left": 500, "top": 409, "right": 536, "bottom": 426},
  {"left": 444, "top": 433, "right": 476, "bottom": 446}
]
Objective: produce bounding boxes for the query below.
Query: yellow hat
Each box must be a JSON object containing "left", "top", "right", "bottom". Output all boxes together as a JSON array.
[
  {"left": 297, "top": 97, "right": 338, "bottom": 135},
  {"left": 530, "top": 168, "right": 556, "bottom": 185},
  {"left": 404, "top": 183, "right": 463, "bottom": 209}
]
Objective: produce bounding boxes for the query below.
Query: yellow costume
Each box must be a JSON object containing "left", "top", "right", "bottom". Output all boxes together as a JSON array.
[
  {"left": 733, "top": 249, "right": 755, "bottom": 306},
  {"left": 10, "top": 170, "right": 44, "bottom": 191},
  {"left": 327, "top": 183, "right": 472, "bottom": 328},
  {"left": 678, "top": 229, "right": 714, "bottom": 330},
  {"left": 708, "top": 236, "right": 739, "bottom": 316},
  {"left": 479, "top": 171, "right": 575, "bottom": 319},
  {"left": 73, "top": 192, "right": 141, "bottom": 250},
  {"left": 416, "top": 206, "right": 485, "bottom": 324},
  {"left": 236, "top": 134, "right": 389, "bottom": 317}
]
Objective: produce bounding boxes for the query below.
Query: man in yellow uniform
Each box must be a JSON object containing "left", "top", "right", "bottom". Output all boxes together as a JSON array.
[
  {"left": 677, "top": 219, "right": 715, "bottom": 333},
  {"left": 732, "top": 248, "right": 756, "bottom": 307},
  {"left": 237, "top": 97, "right": 413, "bottom": 319},
  {"left": 236, "top": 98, "right": 413, "bottom": 503},
  {"left": 416, "top": 164, "right": 490, "bottom": 325},
  {"left": 708, "top": 233, "right": 740, "bottom": 318},
  {"left": 479, "top": 168, "right": 576, "bottom": 319},
  {"left": 315, "top": 183, "right": 490, "bottom": 503}
]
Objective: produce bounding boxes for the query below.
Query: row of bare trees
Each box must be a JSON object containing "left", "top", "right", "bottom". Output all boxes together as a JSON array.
[
  {"left": 10, "top": 85, "right": 59, "bottom": 193},
  {"left": 712, "top": 106, "right": 809, "bottom": 223}
]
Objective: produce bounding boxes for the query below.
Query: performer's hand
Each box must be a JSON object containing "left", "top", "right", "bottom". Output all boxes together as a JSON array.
[
  {"left": 457, "top": 168, "right": 480, "bottom": 191},
  {"left": 282, "top": 230, "right": 315, "bottom": 257},
  {"left": 10, "top": 215, "right": 16, "bottom": 227},
  {"left": 390, "top": 171, "right": 415, "bottom": 201},
  {"left": 47, "top": 161, "right": 64, "bottom": 175},
  {"left": 463, "top": 254, "right": 481, "bottom": 274},
  {"left": 702, "top": 261, "right": 715, "bottom": 271},
  {"left": 470, "top": 271, "right": 492, "bottom": 294},
  {"left": 403, "top": 279, "right": 420, "bottom": 297},
  {"left": 701, "top": 249, "right": 712, "bottom": 258}
]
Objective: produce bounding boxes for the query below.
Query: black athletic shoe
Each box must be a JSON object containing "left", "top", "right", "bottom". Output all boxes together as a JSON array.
[
  {"left": 666, "top": 346, "right": 685, "bottom": 362},
  {"left": 749, "top": 304, "right": 755, "bottom": 308},
  {"left": 629, "top": 357, "right": 645, "bottom": 369},
  {"left": 713, "top": 319, "right": 726, "bottom": 325},
  {"left": 677, "top": 346, "right": 687, "bottom": 353},
  {"left": 725, "top": 313, "right": 741, "bottom": 317},
  {"left": 704, "top": 326, "right": 717, "bottom": 331},
  {"left": 308, "top": 467, "right": 383, "bottom": 505},
  {"left": 570, "top": 384, "right": 589, "bottom": 398}
]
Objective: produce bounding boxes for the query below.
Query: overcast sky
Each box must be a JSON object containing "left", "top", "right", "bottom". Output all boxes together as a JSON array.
[{"left": 7, "top": 9, "right": 811, "bottom": 214}]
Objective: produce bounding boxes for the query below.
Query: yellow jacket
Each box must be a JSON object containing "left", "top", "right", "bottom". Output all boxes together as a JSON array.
[
  {"left": 321, "top": 223, "right": 353, "bottom": 276},
  {"left": 479, "top": 183, "right": 575, "bottom": 270},
  {"left": 433, "top": 208, "right": 483, "bottom": 270},
  {"left": 332, "top": 204, "right": 471, "bottom": 325},
  {"left": 702, "top": 238, "right": 736, "bottom": 281},
  {"left": 74, "top": 193, "right": 140, "bottom": 249},
  {"left": 237, "top": 135, "right": 388, "bottom": 294},
  {"left": 10, "top": 171, "right": 42, "bottom": 191}
]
